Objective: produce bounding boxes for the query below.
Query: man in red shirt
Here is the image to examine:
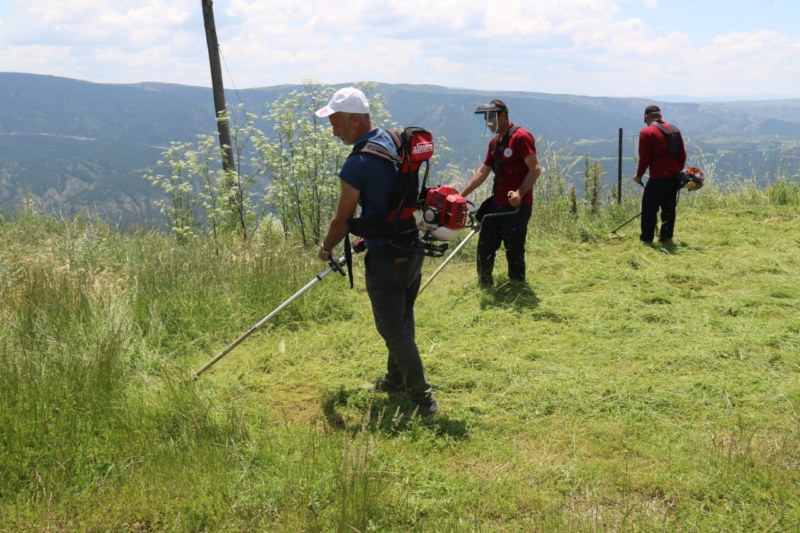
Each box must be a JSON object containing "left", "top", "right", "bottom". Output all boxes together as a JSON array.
[
  {"left": 460, "top": 99, "right": 541, "bottom": 286},
  {"left": 633, "top": 104, "right": 687, "bottom": 244}
]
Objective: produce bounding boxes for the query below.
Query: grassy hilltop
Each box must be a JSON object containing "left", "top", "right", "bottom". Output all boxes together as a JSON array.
[{"left": 1, "top": 181, "right": 799, "bottom": 530}]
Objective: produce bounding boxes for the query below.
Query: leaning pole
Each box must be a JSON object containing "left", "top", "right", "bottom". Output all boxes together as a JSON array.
[{"left": 201, "top": 0, "right": 235, "bottom": 173}]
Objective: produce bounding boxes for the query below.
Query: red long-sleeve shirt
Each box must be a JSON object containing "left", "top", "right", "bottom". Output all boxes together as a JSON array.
[{"left": 636, "top": 120, "right": 687, "bottom": 180}]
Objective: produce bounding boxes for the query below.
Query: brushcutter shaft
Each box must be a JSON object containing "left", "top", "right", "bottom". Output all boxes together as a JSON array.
[
  {"left": 610, "top": 180, "right": 644, "bottom": 234},
  {"left": 193, "top": 254, "right": 346, "bottom": 379},
  {"left": 610, "top": 212, "right": 642, "bottom": 234},
  {"left": 419, "top": 229, "right": 477, "bottom": 294}
]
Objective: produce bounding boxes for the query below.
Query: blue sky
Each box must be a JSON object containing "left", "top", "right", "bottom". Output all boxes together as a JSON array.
[{"left": 1, "top": 0, "right": 798, "bottom": 100}]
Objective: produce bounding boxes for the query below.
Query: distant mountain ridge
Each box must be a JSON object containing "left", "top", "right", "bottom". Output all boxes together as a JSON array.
[{"left": 1, "top": 72, "right": 799, "bottom": 222}]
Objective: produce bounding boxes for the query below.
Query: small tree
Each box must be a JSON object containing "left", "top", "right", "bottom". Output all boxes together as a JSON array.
[
  {"left": 258, "top": 82, "right": 346, "bottom": 245},
  {"left": 583, "top": 155, "right": 604, "bottom": 214},
  {"left": 145, "top": 105, "right": 268, "bottom": 245},
  {"left": 219, "top": 105, "right": 269, "bottom": 242},
  {"left": 569, "top": 184, "right": 578, "bottom": 216},
  {"left": 259, "top": 81, "right": 397, "bottom": 247},
  {"left": 185, "top": 133, "right": 225, "bottom": 250},
  {"left": 143, "top": 142, "right": 197, "bottom": 243}
]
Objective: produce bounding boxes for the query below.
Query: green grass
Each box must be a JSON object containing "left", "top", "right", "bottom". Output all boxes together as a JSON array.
[{"left": 1, "top": 181, "right": 799, "bottom": 530}]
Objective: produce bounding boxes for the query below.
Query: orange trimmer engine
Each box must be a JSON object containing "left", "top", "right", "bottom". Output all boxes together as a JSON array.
[{"left": 421, "top": 185, "right": 469, "bottom": 240}]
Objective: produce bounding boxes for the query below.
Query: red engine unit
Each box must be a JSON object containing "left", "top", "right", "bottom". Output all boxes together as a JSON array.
[{"left": 424, "top": 185, "right": 468, "bottom": 230}]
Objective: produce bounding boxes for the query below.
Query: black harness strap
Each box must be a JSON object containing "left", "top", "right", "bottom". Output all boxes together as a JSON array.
[
  {"left": 652, "top": 122, "right": 681, "bottom": 156},
  {"left": 489, "top": 125, "right": 520, "bottom": 178},
  {"left": 344, "top": 234, "right": 354, "bottom": 289}
]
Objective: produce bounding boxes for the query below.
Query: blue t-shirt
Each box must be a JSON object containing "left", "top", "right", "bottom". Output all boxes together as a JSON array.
[{"left": 340, "top": 128, "right": 399, "bottom": 249}]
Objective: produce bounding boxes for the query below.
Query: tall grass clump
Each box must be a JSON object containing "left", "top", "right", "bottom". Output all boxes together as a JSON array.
[
  {"left": 0, "top": 248, "right": 140, "bottom": 498},
  {"left": 0, "top": 212, "right": 247, "bottom": 521},
  {"left": 130, "top": 230, "right": 357, "bottom": 362},
  {"left": 766, "top": 178, "right": 800, "bottom": 205}
]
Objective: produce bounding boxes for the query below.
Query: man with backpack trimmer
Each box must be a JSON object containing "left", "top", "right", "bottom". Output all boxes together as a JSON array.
[
  {"left": 460, "top": 99, "right": 541, "bottom": 287},
  {"left": 315, "top": 87, "right": 438, "bottom": 417},
  {"left": 633, "top": 104, "right": 687, "bottom": 244}
]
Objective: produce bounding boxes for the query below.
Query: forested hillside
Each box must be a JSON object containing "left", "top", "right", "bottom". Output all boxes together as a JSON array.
[{"left": 1, "top": 72, "right": 799, "bottom": 223}]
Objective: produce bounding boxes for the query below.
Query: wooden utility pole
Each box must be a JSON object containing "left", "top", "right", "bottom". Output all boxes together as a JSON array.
[
  {"left": 201, "top": 0, "right": 235, "bottom": 172},
  {"left": 617, "top": 127, "right": 623, "bottom": 203}
]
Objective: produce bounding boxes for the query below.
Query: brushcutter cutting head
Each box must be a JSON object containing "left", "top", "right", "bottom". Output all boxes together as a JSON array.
[{"left": 679, "top": 167, "right": 705, "bottom": 191}]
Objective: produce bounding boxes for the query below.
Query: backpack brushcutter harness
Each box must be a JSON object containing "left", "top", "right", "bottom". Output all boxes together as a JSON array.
[{"left": 345, "top": 126, "right": 472, "bottom": 262}]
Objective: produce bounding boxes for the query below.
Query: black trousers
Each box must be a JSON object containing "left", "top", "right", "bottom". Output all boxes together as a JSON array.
[
  {"left": 476, "top": 204, "right": 532, "bottom": 283},
  {"left": 641, "top": 177, "right": 680, "bottom": 243},
  {"left": 364, "top": 249, "right": 431, "bottom": 402}
]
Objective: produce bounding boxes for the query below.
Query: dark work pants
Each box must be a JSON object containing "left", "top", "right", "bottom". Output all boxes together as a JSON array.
[
  {"left": 641, "top": 177, "right": 680, "bottom": 243},
  {"left": 364, "top": 249, "right": 432, "bottom": 403},
  {"left": 477, "top": 204, "right": 532, "bottom": 283}
]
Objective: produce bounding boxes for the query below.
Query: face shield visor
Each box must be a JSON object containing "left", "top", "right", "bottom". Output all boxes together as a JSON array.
[
  {"left": 474, "top": 110, "right": 502, "bottom": 136},
  {"left": 473, "top": 102, "right": 506, "bottom": 136}
]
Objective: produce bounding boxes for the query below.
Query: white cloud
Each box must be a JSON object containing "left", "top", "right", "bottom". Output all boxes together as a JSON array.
[
  {"left": 1, "top": 0, "right": 799, "bottom": 98},
  {"left": 10, "top": 0, "right": 191, "bottom": 45},
  {"left": 0, "top": 44, "right": 76, "bottom": 77},
  {"left": 689, "top": 31, "right": 800, "bottom": 94}
]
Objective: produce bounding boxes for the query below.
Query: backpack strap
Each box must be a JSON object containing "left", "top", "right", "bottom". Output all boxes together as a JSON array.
[
  {"left": 344, "top": 234, "right": 354, "bottom": 289},
  {"left": 345, "top": 130, "right": 402, "bottom": 219},
  {"left": 490, "top": 125, "right": 520, "bottom": 177},
  {"left": 489, "top": 125, "right": 519, "bottom": 155},
  {"left": 350, "top": 130, "right": 402, "bottom": 164},
  {"left": 653, "top": 121, "right": 679, "bottom": 137},
  {"left": 652, "top": 122, "right": 682, "bottom": 156}
]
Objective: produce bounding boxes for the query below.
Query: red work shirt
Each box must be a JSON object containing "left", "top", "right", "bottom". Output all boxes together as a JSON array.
[
  {"left": 484, "top": 123, "right": 537, "bottom": 206},
  {"left": 636, "top": 120, "right": 687, "bottom": 180}
]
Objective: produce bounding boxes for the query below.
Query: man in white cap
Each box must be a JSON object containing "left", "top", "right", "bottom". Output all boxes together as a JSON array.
[{"left": 315, "top": 87, "right": 438, "bottom": 417}]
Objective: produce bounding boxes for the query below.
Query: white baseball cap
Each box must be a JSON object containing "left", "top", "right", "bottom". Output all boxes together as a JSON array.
[{"left": 315, "top": 87, "right": 370, "bottom": 117}]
